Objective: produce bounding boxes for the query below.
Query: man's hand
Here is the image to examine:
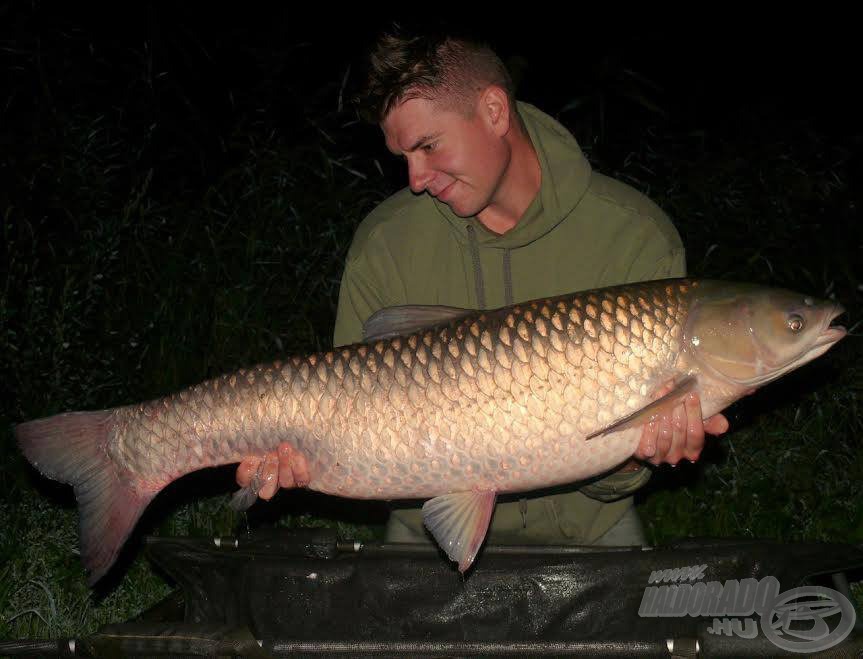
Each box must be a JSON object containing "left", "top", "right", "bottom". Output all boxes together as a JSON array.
[
  {"left": 633, "top": 389, "right": 729, "bottom": 468},
  {"left": 235, "top": 442, "right": 311, "bottom": 502}
]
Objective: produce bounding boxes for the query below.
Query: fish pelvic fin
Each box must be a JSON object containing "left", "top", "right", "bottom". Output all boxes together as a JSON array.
[
  {"left": 585, "top": 375, "right": 698, "bottom": 440},
  {"left": 15, "top": 410, "right": 155, "bottom": 586},
  {"left": 422, "top": 490, "right": 497, "bottom": 574}
]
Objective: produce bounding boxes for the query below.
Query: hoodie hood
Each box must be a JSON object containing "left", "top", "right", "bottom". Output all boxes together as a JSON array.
[{"left": 433, "top": 101, "right": 593, "bottom": 250}]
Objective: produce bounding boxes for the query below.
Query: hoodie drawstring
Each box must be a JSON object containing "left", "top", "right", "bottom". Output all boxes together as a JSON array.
[
  {"left": 503, "top": 249, "right": 513, "bottom": 306},
  {"left": 466, "top": 224, "right": 486, "bottom": 309},
  {"left": 467, "top": 225, "right": 515, "bottom": 309}
]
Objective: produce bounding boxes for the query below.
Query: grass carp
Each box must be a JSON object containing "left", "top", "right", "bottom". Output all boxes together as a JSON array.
[{"left": 14, "top": 278, "right": 846, "bottom": 584}]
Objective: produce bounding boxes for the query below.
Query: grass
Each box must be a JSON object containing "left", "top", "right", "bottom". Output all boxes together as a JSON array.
[{"left": 1, "top": 12, "right": 861, "bottom": 642}]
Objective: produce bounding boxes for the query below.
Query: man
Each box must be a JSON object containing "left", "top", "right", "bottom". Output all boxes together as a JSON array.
[{"left": 236, "top": 27, "right": 728, "bottom": 547}]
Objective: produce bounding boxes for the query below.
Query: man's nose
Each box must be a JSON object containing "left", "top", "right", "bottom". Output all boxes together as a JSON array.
[{"left": 408, "top": 159, "right": 433, "bottom": 193}]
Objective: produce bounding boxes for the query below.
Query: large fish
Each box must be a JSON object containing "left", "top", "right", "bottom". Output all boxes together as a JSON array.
[{"left": 15, "top": 278, "right": 846, "bottom": 584}]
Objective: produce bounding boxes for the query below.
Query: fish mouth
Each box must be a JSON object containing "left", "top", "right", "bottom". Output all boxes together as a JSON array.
[{"left": 814, "top": 303, "right": 847, "bottom": 348}]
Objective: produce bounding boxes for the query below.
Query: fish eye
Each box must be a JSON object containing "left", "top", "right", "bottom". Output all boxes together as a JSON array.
[{"left": 787, "top": 314, "right": 805, "bottom": 332}]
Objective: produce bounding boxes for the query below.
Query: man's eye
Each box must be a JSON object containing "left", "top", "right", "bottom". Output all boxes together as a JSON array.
[{"left": 423, "top": 142, "right": 437, "bottom": 152}]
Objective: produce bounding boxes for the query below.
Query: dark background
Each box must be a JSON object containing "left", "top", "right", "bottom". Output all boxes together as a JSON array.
[{"left": 4, "top": 7, "right": 860, "bottom": 207}]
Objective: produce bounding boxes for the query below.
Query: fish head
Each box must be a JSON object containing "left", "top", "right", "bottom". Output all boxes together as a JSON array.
[{"left": 685, "top": 281, "right": 846, "bottom": 388}]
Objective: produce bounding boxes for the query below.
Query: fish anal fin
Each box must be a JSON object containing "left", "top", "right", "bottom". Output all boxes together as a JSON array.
[
  {"left": 422, "top": 490, "right": 496, "bottom": 573},
  {"left": 585, "top": 375, "right": 698, "bottom": 440}
]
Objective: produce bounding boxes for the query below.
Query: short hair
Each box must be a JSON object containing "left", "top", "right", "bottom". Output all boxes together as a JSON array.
[{"left": 353, "top": 25, "right": 515, "bottom": 124}]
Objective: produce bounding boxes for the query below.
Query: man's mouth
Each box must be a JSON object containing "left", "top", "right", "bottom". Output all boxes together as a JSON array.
[{"left": 431, "top": 180, "right": 456, "bottom": 199}]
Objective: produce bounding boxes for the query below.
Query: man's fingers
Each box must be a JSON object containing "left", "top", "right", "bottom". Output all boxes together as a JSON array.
[
  {"left": 704, "top": 413, "right": 730, "bottom": 436},
  {"left": 259, "top": 452, "right": 281, "bottom": 500},
  {"left": 634, "top": 420, "right": 659, "bottom": 460},
  {"left": 277, "top": 442, "right": 296, "bottom": 489},
  {"left": 236, "top": 444, "right": 312, "bottom": 503},
  {"left": 257, "top": 451, "right": 280, "bottom": 500},
  {"left": 666, "top": 402, "right": 686, "bottom": 465},
  {"left": 637, "top": 390, "right": 728, "bottom": 468},
  {"left": 284, "top": 442, "right": 312, "bottom": 487},
  {"left": 236, "top": 456, "right": 262, "bottom": 488},
  {"left": 684, "top": 393, "right": 706, "bottom": 461},
  {"left": 651, "top": 412, "right": 673, "bottom": 466}
]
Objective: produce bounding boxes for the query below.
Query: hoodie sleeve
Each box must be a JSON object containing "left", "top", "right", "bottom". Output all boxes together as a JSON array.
[
  {"left": 578, "top": 464, "right": 654, "bottom": 502},
  {"left": 623, "top": 212, "right": 687, "bottom": 282},
  {"left": 333, "top": 216, "right": 408, "bottom": 348},
  {"left": 333, "top": 257, "right": 388, "bottom": 348}
]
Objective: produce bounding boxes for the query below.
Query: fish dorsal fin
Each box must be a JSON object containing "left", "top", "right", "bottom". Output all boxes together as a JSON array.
[
  {"left": 422, "top": 490, "right": 497, "bottom": 573},
  {"left": 363, "top": 304, "right": 475, "bottom": 342},
  {"left": 585, "top": 376, "right": 698, "bottom": 440}
]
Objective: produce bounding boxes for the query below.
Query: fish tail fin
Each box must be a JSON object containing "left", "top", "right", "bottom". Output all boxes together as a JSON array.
[{"left": 15, "top": 410, "right": 156, "bottom": 585}]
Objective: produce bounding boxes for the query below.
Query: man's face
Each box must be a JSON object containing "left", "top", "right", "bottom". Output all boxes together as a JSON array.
[{"left": 381, "top": 94, "right": 510, "bottom": 218}]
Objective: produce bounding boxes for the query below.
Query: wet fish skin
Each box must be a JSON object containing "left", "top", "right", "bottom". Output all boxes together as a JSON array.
[
  {"left": 14, "top": 278, "right": 846, "bottom": 583},
  {"left": 107, "top": 279, "right": 691, "bottom": 500}
]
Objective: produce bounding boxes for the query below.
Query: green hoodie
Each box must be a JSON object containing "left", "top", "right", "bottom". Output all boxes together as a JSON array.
[{"left": 333, "top": 101, "right": 686, "bottom": 544}]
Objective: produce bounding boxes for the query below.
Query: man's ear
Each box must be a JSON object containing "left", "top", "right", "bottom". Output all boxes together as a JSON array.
[{"left": 478, "top": 85, "right": 512, "bottom": 137}]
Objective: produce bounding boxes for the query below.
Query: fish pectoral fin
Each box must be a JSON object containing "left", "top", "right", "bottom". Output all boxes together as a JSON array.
[
  {"left": 585, "top": 375, "right": 698, "bottom": 440},
  {"left": 229, "top": 486, "right": 258, "bottom": 511},
  {"left": 422, "top": 490, "right": 497, "bottom": 574},
  {"left": 362, "top": 304, "right": 475, "bottom": 342}
]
